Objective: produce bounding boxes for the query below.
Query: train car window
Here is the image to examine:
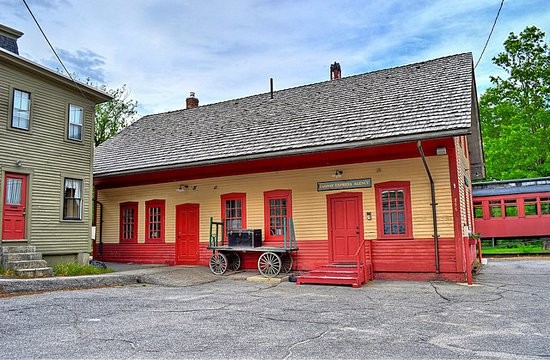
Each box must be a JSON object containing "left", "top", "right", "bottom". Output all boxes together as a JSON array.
[
  {"left": 504, "top": 200, "right": 518, "bottom": 217},
  {"left": 541, "top": 197, "right": 550, "bottom": 215},
  {"left": 473, "top": 202, "right": 483, "bottom": 218},
  {"left": 524, "top": 198, "right": 538, "bottom": 216},
  {"left": 489, "top": 200, "right": 502, "bottom": 217}
]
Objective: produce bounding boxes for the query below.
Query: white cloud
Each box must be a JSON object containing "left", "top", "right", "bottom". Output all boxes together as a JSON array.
[{"left": 1, "top": 0, "right": 549, "bottom": 114}]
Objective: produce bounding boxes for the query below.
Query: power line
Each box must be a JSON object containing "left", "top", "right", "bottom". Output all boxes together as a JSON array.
[
  {"left": 475, "top": 0, "right": 505, "bottom": 69},
  {"left": 21, "top": 0, "right": 90, "bottom": 102}
]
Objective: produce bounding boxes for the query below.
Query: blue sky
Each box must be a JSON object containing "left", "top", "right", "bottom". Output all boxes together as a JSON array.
[{"left": 1, "top": 0, "right": 549, "bottom": 115}]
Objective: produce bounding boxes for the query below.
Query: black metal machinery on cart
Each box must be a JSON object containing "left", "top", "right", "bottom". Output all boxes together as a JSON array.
[{"left": 207, "top": 217, "right": 298, "bottom": 278}]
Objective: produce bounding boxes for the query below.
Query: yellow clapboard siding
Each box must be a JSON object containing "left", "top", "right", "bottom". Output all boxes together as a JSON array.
[{"left": 97, "top": 154, "right": 454, "bottom": 245}]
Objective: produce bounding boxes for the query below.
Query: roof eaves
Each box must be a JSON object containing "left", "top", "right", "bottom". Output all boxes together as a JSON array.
[
  {"left": 0, "top": 47, "right": 112, "bottom": 103},
  {"left": 94, "top": 127, "right": 470, "bottom": 178}
]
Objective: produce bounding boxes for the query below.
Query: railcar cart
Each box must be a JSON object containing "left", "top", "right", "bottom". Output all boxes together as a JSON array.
[{"left": 207, "top": 218, "right": 298, "bottom": 278}]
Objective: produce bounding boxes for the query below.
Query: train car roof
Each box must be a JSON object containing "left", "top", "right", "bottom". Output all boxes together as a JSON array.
[{"left": 473, "top": 177, "right": 550, "bottom": 197}]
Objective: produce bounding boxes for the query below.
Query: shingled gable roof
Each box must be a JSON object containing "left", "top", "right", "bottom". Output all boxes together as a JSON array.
[{"left": 94, "top": 52, "right": 479, "bottom": 177}]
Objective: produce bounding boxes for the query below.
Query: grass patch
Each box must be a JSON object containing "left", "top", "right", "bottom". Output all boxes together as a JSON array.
[
  {"left": 482, "top": 240, "right": 550, "bottom": 255},
  {"left": 0, "top": 268, "right": 16, "bottom": 277},
  {"left": 53, "top": 262, "right": 113, "bottom": 276}
]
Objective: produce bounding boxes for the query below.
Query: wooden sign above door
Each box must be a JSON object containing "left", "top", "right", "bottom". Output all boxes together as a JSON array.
[{"left": 317, "top": 178, "right": 372, "bottom": 192}]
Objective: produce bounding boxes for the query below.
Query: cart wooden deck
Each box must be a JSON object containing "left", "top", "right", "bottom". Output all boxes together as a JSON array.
[{"left": 207, "top": 218, "right": 298, "bottom": 277}]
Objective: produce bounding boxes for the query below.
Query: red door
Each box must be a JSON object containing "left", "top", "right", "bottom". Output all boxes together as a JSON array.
[
  {"left": 2, "top": 173, "right": 27, "bottom": 240},
  {"left": 175, "top": 204, "right": 200, "bottom": 264},
  {"left": 328, "top": 193, "right": 363, "bottom": 263}
]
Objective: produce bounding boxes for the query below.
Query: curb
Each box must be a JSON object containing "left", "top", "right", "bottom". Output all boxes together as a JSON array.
[{"left": 0, "top": 273, "right": 141, "bottom": 294}]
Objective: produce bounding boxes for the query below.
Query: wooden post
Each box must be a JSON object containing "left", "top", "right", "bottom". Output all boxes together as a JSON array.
[{"left": 465, "top": 237, "right": 473, "bottom": 285}]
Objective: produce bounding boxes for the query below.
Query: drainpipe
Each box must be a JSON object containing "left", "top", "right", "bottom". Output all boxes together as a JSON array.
[
  {"left": 417, "top": 141, "right": 440, "bottom": 274},
  {"left": 93, "top": 198, "right": 104, "bottom": 257}
]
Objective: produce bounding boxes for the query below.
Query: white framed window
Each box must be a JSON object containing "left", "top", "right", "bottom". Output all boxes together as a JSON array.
[
  {"left": 68, "top": 104, "right": 83, "bottom": 141},
  {"left": 63, "top": 178, "right": 82, "bottom": 220},
  {"left": 12, "top": 89, "right": 31, "bottom": 130}
]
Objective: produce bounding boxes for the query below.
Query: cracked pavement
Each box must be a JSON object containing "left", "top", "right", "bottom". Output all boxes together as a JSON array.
[{"left": 0, "top": 259, "right": 548, "bottom": 359}]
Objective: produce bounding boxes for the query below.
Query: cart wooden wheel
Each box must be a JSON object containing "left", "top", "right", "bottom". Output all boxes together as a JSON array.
[
  {"left": 258, "top": 252, "right": 282, "bottom": 278},
  {"left": 227, "top": 252, "right": 241, "bottom": 271},
  {"left": 209, "top": 252, "right": 228, "bottom": 275},
  {"left": 281, "top": 253, "right": 293, "bottom": 274}
]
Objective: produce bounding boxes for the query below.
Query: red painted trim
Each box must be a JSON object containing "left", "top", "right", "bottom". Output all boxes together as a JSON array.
[
  {"left": 95, "top": 139, "right": 450, "bottom": 189},
  {"left": 263, "top": 189, "right": 292, "bottom": 243},
  {"left": 374, "top": 181, "right": 413, "bottom": 239},
  {"left": 97, "top": 243, "right": 175, "bottom": 265},
  {"left": 220, "top": 193, "right": 246, "bottom": 241},
  {"left": 119, "top": 202, "right": 138, "bottom": 243},
  {"left": 98, "top": 237, "right": 471, "bottom": 282},
  {"left": 448, "top": 141, "right": 465, "bottom": 273},
  {"left": 145, "top": 199, "right": 165, "bottom": 243},
  {"left": 326, "top": 192, "right": 364, "bottom": 263},
  {"left": 374, "top": 272, "right": 466, "bottom": 282}
]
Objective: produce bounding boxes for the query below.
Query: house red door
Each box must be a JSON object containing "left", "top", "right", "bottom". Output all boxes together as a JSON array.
[
  {"left": 175, "top": 204, "right": 199, "bottom": 264},
  {"left": 328, "top": 193, "right": 363, "bottom": 263},
  {"left": 2, "top": 173, "right": 27, "bottom": 240}
]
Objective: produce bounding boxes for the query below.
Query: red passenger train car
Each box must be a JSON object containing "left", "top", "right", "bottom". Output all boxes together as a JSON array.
[{"left": 472, "top": 177, "right": 550, "bottom": 239}]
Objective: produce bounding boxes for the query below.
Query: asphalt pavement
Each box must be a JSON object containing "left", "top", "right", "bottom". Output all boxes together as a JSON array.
[{"left": 0, "top": 259, "right": 548, "bottom": 359}]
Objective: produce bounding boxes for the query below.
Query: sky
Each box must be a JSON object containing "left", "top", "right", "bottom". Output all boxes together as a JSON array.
[{"left": 1, "top": 0, "right": 549, "bottom": 116}]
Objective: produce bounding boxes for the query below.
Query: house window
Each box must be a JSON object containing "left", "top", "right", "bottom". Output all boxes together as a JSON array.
[
  {"left": 12, "top": 89, "right": 31, "bottom": 130},
  {"left": 375, "top": 181, "right": 413, "bottom": 239},
  {"left": 264, "top": 190, "right": 292, "bottom": 242},
  {"left": 473, "top": 201, "right": 483, "bottom": 218},
  {"left": 68, "top": 104, "right": 83, "bottom": 141},
  {"left": 221, "top": 193, "right": 246, "bottom": 239},
  {"left": 120, "top": 202, "right": 138, "bottom": 243},
  {"left": 145, "top": 200, "right": 165, "bottom": 243},
  {"left": 524, "top": 198, "right": 538, "bottom": 216},
  {"left": 63, "top": 178, "right": 82, "bottom": 220}
]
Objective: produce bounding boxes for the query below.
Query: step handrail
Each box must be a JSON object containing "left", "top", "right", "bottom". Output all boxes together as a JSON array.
[
  {"left": 282, "top": 217, "right": 297, "bottom": 250},
  {"left": 353, "top": 239, "right": 368, "bottom": 283}
]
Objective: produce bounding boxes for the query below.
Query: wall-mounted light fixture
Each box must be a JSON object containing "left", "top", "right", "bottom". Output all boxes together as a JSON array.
[
  {"left": 176, "top": 185, "right": 188, "bottom": 192},
  {"left": 436, "top": 147, "right": 447, "bottom": 156},
  {"left": 366, "top": 212, "right": 372, "bottom": 221},
  {"left": 15, "top": 160, "right": 22, "bottom": 167},
  {"left": 332, "top": 169, "right": 343, "bottom": 179}
]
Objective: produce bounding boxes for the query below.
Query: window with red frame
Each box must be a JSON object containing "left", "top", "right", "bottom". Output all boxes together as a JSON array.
[
  {"left": 119, "top": 202, "right": 138, "bottom": 243},
  {"left": 375, "top": 181, "right": 413, "bottom": 239},
  {"left": 145, "top": 199, "right": 165, "bottom": 243},
  {"left": 264, "top": 190, "right": 292, "bottom": 241},
  {"left": 221, "top": 193, "right": 246, "bottom": 239}
]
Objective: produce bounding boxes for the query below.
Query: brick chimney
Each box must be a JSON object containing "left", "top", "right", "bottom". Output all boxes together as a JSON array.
[
  {"left": 330, "top": 62, "right": 341, "bottom": 80},
  {"left": 186, "top": 92, "right": 199, "bottom": 109},
  {"left": 0, "top": 24, "right": 23, "bottom": 55}
]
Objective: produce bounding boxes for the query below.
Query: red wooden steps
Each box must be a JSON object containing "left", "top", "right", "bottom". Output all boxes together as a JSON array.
[{"left": 296, "top": 263, "right": 368, "bottom": 288}]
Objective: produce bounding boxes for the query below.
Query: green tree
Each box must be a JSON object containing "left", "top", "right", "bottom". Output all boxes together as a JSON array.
[
  {"left": 95, "top": 84, "right": 138, "bottom": 146},
  {"left": 479, "top": 26, "right": 550, "bottom": 180}
]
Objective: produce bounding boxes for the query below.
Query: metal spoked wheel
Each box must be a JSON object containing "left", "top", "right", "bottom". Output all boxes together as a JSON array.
[
  {"left": 281, "top": 253, "right": 293, "bottom": 274},
  {"left": 209, "top": 253, "right": 228, "bottom": 275},
  {"left": 258, "top": 252, "right": 282, "bottom": 278},
  {"left": 227, "top": 252, "right": 241, "bottom": 271}
]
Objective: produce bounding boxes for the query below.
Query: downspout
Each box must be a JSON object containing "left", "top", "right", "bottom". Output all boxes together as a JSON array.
[
  {"left": 417, "top": 141, "right": 440, "bottom": 274},
  {"left": 93, "top": 198, "right": 104, "bottom": 257}
]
